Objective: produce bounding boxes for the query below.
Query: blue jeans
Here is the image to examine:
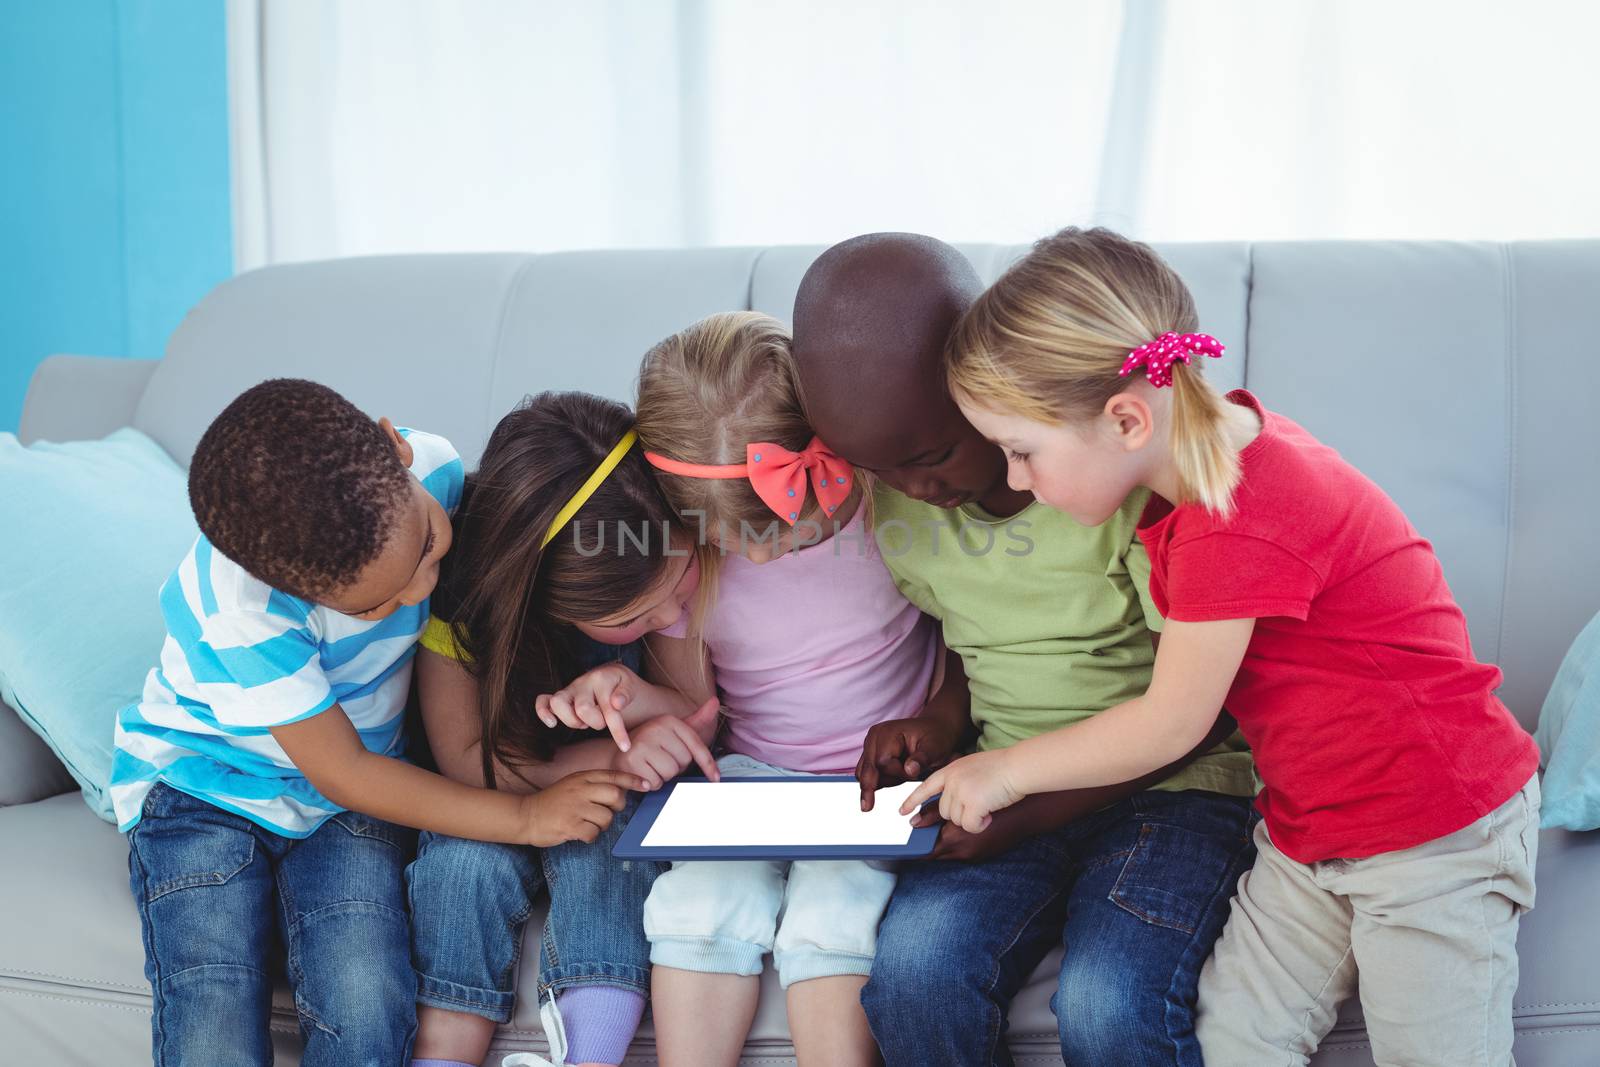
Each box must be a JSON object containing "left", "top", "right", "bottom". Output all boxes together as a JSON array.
[
  {"left": 407, "top": 792, "right": 663, "bottom": 1022},
  {"left": 126, "top": 782, "right": 417, "bottom": 1067},
  {"left": 863, "top": 789, "right": 1258, "bottom": 1067}
]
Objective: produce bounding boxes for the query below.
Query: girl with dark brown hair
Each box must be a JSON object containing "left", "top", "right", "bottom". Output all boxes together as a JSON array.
[{"left": 407, "top": 391, "right": 714, "bottom": 1067}]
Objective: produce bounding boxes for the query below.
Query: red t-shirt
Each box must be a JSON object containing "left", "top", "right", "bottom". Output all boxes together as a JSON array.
[{"left": 1138, "top": 391, "right": 1538, "bottom": 863}]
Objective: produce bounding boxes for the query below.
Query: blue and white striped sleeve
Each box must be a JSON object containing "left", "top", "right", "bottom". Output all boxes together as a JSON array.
[
  {"left": 182, "top": 609, "right": 336, "bottom": 729},
  {"left": 397, "top": 428, "right": 464, "bottom": 514}
]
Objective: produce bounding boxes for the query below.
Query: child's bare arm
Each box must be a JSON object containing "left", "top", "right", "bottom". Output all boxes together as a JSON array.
[
  {"left": 271, "top": 703, "right": 643, "bottom": 845},
  {"left": 903, "top": 618, "right": 1254, "bottom": 831},
  {"left": 643, "top": 632, "right": 718, "bottom": 743},
  {"left": 919, "top": 710, "right": 1238, "bottom": 861},
  {"left": 417, "top": 648, "right": 624, "bottom": 791},
  {"left": 1009, "top": 618, "right": 1252, "bottom": 792}
]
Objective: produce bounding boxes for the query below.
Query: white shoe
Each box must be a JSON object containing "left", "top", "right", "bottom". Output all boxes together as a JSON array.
[{"left": 499, "top": 993, "right": 573, "bottom": 1066}]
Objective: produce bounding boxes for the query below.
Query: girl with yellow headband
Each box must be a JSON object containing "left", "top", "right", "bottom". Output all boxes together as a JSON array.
[{"left": 407, "top": 391, "right": 715, "bottom": 1067}]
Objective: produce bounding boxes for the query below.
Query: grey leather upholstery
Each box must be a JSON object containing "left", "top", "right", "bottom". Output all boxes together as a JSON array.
[
  {"left": 0, "top": 696, "right": 75, "bottom": 808},
  {"left": 4, "top": 241, "right": 1597, "bottom": 1065},
  {"left": 17, "top": 354, "right": 159, "bottom": 448}
]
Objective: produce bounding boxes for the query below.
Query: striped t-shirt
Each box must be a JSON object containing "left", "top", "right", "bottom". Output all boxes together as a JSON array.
[{"left": 110, "top": 428, "right": 464, "bottom": 837}]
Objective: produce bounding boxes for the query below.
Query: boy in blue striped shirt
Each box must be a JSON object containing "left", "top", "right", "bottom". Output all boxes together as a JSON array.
[{"left": 111, "top": 379, "right": 640, "bottom": 1067}]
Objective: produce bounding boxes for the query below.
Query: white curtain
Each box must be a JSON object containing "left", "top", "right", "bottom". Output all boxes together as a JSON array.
[
  {"left": 231, "top": 0, "right": 1600, "bottom": 269},
  {"left": 1135, "top": 0, "right": 1600, "bottom": 241}
]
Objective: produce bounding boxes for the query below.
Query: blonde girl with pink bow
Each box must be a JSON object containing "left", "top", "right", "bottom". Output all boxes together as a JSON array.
[{"left": 539, "top": 311, "right": 951, "bottom": 1067}]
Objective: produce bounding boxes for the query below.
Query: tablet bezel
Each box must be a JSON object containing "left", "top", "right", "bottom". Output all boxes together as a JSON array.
[{"left": 612, "top": 775, "right": 940, "bottom": 861}]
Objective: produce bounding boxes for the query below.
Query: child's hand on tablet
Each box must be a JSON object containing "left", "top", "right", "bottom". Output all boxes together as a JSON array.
[
  {"left": 611, "top": 699, "right": 722, "bottom": 791},
  {"left": 856, "top": 713, "right": 964, "bottom": 810},
  {"left": 899, "top": 748, "right": 1024, "bottom": 833}
]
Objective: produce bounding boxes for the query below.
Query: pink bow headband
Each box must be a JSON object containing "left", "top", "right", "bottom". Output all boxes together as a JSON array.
[
  {"left": 1119, "top": 332, "right": 1226, "bottom": 388},
  {"left": 644, "top": 436, "right": 854, "bottom": 527}
]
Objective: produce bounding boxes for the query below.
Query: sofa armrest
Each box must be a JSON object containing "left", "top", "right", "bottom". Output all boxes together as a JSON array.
[
  {"left": 0, "top": 696, "right": 75, "bottom": 807},
  {"left": 18, "top": 355, "right": 160, "bottom": 446}
]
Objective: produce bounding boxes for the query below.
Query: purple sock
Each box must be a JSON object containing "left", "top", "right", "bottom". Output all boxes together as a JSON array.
[
  {"left": 411, "top": 1060, "right": 476, "bottom": 1067},
  {"left": 557, "top": 985, "right": 646, "bottom": 1066}
]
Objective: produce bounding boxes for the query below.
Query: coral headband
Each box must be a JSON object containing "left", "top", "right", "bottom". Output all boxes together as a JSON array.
[{"left": 645, "top": 436, "right": 854, "bottom": 527}]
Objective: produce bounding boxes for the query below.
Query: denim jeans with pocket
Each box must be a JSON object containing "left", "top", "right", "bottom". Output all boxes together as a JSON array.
[
  {"left": 863, "top": 788, "right": 1259, "bottom": 1067},
  {"left": 126, "top": 782, "right": 418, "bottom": 1067}
]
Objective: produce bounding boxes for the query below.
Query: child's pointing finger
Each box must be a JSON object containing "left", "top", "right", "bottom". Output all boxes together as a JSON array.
[
  {"left": 899, "top": 770, "right": 943, "bottom": 817},
  {"left": 675, "top": 719, "right": 720, "bottom": 781},
  {"left": 603, "top": 707, "right": 632, "bottom": 752}
]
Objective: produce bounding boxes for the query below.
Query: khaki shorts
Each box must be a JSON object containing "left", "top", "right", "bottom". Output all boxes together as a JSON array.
[{"left": 1197, "top": 775, "right": 1540, "bottom": 1067}]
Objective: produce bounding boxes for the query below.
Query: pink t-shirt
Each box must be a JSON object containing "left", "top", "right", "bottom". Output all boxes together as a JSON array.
[{"left": 665, "top": 509, "right": 939, "bottom": 773}]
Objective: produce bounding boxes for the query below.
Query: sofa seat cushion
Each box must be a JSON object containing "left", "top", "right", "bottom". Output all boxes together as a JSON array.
[{"left": 4, "top": 793, "right": 1598, "bottom": 1066}]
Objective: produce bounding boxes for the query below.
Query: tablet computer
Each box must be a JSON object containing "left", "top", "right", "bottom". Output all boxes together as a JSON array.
[{"left": 612, "top": 775, "right": 939, "bottom": 861}]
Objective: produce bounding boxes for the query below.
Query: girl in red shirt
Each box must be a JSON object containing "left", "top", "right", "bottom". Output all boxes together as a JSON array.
[{"left": 904, "top": 227, "right": 1540, "bottom": 1066}]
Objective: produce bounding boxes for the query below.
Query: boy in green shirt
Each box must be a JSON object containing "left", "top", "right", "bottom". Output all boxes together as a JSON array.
[{"left": 792, "top": 233, "right": 1256, "bottom": 1067}]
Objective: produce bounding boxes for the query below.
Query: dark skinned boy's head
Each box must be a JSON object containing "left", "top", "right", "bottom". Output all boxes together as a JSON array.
[
  {"left": 791, "top": 232, "right": 1008, "bottom": 509},
  {"left": 189, "top": 378, "right": 452, "bottom": 619}
]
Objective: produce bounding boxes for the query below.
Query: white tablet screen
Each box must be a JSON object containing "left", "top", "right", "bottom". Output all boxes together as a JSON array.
[{"left": 640, "top": 780, "right": 923, "bottom": 849}]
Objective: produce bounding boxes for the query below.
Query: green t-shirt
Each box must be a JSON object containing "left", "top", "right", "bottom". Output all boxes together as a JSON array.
[{"left": 873, "top": 484, "right": 1257, "bottom": 798}]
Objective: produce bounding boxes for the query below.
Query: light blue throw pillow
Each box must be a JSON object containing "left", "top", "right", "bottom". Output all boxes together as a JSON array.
[
  {"left": 1535, "top": 610, "right": 1600, "bottom": 831},
  {"left": 0, "top": 429, "right": 197, "bottom": 821}
]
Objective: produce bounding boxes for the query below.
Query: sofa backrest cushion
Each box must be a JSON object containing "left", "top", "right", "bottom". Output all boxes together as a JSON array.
[{"left": 105, "top": 240, "right": 1599, "bottom": 725}]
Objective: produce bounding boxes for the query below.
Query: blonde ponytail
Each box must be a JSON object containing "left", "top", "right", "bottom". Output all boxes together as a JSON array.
[
  {"left": 947, "top": 226, "right": 1242, "bottom": 519},
  {"left": 1168, "top": 366, "right": 1242, "bottom": 518}
]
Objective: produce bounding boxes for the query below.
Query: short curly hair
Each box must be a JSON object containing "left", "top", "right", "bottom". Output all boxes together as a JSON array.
[{"left": 188, "top": 379, "right": 413, "bottom": 601}]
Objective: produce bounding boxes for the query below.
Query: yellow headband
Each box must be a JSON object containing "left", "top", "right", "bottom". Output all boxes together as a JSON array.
[{"left": 541, "top": 429, "right": 639, "bottom": 550}]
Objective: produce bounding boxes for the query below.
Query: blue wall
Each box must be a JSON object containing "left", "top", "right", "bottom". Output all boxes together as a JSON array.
[{"left": 0, "top": 1, "right": 232, "bottom": 432}]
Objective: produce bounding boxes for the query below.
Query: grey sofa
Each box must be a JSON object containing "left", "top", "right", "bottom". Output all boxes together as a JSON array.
[{"left": 2, "top": 241, "right": 1598, "bottom": 1066}]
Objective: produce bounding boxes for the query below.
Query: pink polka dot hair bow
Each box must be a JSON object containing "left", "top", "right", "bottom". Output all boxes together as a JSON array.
[
  {"left": 1119, "top": 332, "right": 1226, "bottom": 389},
  {"left": 644, "top": 436, "right": 854, "bottom": 527}
]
